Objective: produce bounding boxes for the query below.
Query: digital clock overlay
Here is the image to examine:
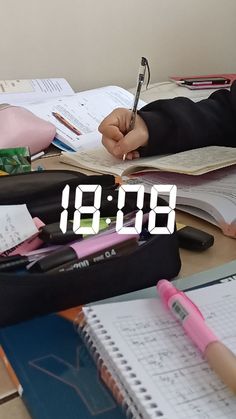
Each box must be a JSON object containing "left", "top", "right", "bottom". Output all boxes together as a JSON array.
[{"left": 60, "top": 184, "right": 177, "bottom": 235}]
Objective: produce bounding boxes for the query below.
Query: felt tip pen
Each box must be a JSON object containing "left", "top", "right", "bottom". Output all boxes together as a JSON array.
[
  {"left": 49, "top": 237, "right": 138, "bottom": 273},
  {"left": 30, "top": 232, "right": 139, "bottom": 272},
  {"left": 157, "top": 279, "right": 236, "bottom": 393},
  {"left": 0, "top": 255, "right": 30, "bottom": 272},
  {"left": 0, "top": 248, "right": 60, "bottom": 272}
]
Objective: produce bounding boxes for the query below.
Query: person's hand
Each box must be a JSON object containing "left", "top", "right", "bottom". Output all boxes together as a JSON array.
[{"left": 98, "top": 108, "right": 149, "bottom": 160}]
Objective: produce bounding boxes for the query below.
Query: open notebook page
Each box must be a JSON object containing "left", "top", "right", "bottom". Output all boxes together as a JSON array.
[
  {"left": 61, "top": 145, "right": 236, "bottom": 176},
  {"left": 83, "top": 280, "right": 236, "bottom": 419}
]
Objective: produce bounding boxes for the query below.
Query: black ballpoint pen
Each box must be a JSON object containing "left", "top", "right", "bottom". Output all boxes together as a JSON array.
[{"left": 123, "top": 57, "right": 149, "bottom": 160}]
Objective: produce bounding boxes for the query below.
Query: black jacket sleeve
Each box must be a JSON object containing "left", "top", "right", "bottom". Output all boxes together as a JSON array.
[{"left": 138, "top": 81, "right": 236, "bottom": 156}]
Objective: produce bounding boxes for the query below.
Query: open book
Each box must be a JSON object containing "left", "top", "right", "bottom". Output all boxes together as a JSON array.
[
  {"left": 0, "top": 78, "right": 75, "bottom": 104},
  {"left": 79, "top": 280, "right": 236, "bottom": 419},
  {"left": 5, "top": 80, "right": 145, "bottom": 152},
  {"left": 132, "top": 165, "right": 236, "bottom": 238},
  {"left": 60, "top": 144, "right": 236, "bottom": 176}
]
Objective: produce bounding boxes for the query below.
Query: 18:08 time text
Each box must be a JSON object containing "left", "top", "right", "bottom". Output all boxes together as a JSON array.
[{"left": 60, "top": 184, "right": 177, "bottom": 235}]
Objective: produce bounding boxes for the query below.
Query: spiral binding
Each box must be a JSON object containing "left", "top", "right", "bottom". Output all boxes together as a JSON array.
[{"left": 75, "top": 308, "right": 164, "bottom": 419}]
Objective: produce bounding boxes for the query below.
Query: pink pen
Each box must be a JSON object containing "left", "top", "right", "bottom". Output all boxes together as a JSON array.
[{"left": 157, "top": 279, "right": 236, "bottom": 393}]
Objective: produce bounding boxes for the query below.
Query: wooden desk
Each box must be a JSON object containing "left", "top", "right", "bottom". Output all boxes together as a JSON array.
[
  {"left": 177, "top": 211, "right": 236, "bottom": 277},
  {"left": 0, "top": 358, "right": 30, "bottom": 419}
]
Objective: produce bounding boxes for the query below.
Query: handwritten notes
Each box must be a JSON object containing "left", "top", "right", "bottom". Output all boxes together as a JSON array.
[
  {"left": 83, "top": 281, "right": 236, "bottom": 418},
  {"left": 61, "top": 145, "right": 236, "bottom": 177},
  {"left": 0, "top": 205, "right": 37, "bottom": 253}
]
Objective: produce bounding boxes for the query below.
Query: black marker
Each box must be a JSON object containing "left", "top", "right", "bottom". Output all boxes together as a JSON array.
[{"left": 48, "top": 238, "right": 138, "bottom": 273}]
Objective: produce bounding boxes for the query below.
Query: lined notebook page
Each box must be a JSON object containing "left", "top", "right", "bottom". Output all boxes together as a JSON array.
[{"left": 83, "top": 280, "right": 236, "bottom": 419}]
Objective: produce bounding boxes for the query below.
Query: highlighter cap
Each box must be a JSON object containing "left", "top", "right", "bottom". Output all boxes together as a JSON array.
[{"left": 157, "top": 279, "right": 179, "bottom": 306}]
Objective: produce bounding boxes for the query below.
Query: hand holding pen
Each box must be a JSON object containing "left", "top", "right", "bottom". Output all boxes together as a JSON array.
[{"left": 98, "top": 57, "right": 150, "bottom": 160}]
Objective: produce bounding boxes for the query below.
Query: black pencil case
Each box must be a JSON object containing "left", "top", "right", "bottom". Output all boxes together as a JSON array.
[{"left": 0, "top": 170, "right": 181, "bottom": 326}]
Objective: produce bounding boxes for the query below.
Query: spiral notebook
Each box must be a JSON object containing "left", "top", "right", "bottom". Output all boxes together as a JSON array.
[{"left": 79, "top": 280, "right": 236, "bottom": 419}]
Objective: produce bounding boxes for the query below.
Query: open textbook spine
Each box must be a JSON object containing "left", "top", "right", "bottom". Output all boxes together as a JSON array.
[{"left": 75, "top": 311, "right": 157, "bottom": 419}]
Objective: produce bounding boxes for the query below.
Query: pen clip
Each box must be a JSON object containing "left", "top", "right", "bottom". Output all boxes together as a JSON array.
[{"left": 140, "top": 57, "right": 150, "bottom": 89}]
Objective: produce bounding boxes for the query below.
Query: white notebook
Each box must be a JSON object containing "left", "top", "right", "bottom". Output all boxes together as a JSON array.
[{"left": 81, "top": 280, "right": 236, "bottom": 419}]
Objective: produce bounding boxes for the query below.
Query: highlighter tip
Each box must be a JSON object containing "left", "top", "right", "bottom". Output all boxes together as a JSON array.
[{"left": 157, "top": 279, "right": 178, "bottom": 305}]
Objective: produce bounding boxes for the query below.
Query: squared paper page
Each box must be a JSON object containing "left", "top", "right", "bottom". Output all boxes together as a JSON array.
[
  {"left": 83, "top": 281, "right": 236, "bottom": 419},
  {"left": 0, "top": 205, "right": 37, "bottom": 253}
]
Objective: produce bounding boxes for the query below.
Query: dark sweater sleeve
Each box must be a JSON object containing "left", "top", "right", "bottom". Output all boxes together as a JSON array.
[{"left": 138, "top": 81, "right": 236, "bottom": 156}]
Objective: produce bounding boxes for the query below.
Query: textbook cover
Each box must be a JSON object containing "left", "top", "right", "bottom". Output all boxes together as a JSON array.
[{"left": 0, "top": 314, "right": 125, "bottom": 419}]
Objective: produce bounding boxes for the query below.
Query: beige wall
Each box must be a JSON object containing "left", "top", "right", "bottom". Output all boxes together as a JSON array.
[{"left": 0, "top": 0, "right": 236, "bottom": 91}]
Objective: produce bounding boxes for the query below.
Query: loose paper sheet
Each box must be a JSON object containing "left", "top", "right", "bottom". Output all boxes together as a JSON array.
[{"left": 0, "top": 205, "right": 38, "bottom": 253}]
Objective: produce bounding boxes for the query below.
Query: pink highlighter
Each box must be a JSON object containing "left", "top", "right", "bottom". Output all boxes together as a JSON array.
[{"left": 157, "top": 279, "right": 236, "bottom": 393}]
